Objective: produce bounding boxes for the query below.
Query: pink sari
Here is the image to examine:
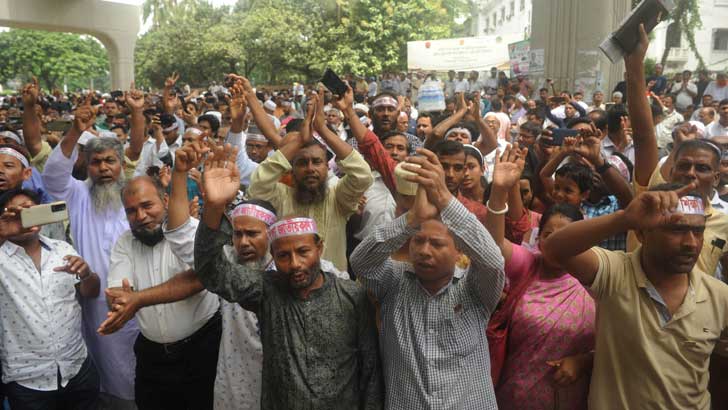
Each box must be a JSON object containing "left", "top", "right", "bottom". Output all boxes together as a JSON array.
[{"left": 496, "top": 244, "right": 596, "bottom": 410}]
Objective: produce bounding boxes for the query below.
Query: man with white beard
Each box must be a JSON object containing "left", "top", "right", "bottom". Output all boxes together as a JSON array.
[{"left": 42, "top": 102, "right": 139, "bottom": 410}]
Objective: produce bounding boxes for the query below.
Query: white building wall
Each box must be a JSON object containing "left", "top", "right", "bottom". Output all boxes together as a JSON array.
[
  {"left": 646, "top": 0, "right": 728, "bottom": 72},
  {"left": 475, "top": 0, "right": 532, "bottom": 39}
]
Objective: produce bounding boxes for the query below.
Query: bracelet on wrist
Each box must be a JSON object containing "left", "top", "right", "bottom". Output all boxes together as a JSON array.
[{"left": 486, "top": 200, "right": 509, "bottom": 215}]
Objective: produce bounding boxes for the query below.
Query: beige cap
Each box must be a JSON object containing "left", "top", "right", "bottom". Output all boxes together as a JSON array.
[{"left": 394, "top": 162, "right": 420, "bottom": 196}]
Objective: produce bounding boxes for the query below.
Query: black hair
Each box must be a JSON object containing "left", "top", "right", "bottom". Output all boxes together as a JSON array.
[
  {"left": 566, "top": 117, "right": 592, "bottom": 129},
  {"left": 462, "top": 145, "right": 484, "bottom": 168},
  {"left": 555, "top": 162, "right": 593, "bottom": 193},
  {"left": 649, "top": 182, "right": 702, "bottom": 200},
  {"left": 589, "top": 109, "right": 608, "bottom": 132},
  {"left": 285, "top": 118, "right": 304, "bottom": 134},
  {"left": 526, "top": 108, "right": 545, "bottom": 122},
  {"left": 606, "top": 104, "right": 628, "bottom": 133},
  {"left": 519, "top": 122, "right": 541, "bottom": 138},
  {"left": 380, "top": 131, "right": 410, "bottom": 151},
  {"left": 719, "top": 98, "right": 728, "bottom": 108},
  {"left": 650, "top": 103, "right": 664, "bottom": 120},
  {"left": 0, "top": 188, "right": 41, "bottom": 213},
  {"left": 432, "top": 139, "right": 464, "bottom": 157},
  {"left": 538, "top": 203, "right": 584, "bottom": 234},
  {"left": 491, "top": 99, "right": 503, "bottom": 112},
  {"left": 418, "top": 112, "right": 432, "bottom": 120},
  {"left": 110, "top": 124, "right": 127, "bottom": 134},
  {"left": 539, "top": 87, "right": 549, "bottom": 93},
  {"left": 197, "top": 114, "right": 220, "bottom": 134},
  {"left": 237, "top": 198, "right": 277, "bottom": 217},
  {"left": 674, "top": 139, "right": 721, "bottom": 169},
  {"left": 662, "top": 93, "right": 677, "bottom": 103}
]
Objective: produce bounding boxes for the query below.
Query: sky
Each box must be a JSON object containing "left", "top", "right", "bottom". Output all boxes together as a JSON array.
[{"left": 103, "top": 0, "right": 238, "bottom": 34}]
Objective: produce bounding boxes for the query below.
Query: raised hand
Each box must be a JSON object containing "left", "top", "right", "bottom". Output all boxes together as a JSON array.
[
  {"left": 165, "top": 72, "right": 180, "bottom": 89},
  {"left": 332, "top": 83, "right": 354, "bottom": 112},
  {"left": 229, "top": 83, "right": 248, "bottom": 122},
  {"left": 72, "top": 98, "right": 95, "bottom": 133},
  {"left": 182, "top": 103, "right": 198, "bottom": 126},
  {"left": 174, "top": 141, "right": 209, "bottom": 173},
  {"left": 456, "top": 92, "right": 467, "bottom": 114},
  {"left": 125, "top": 81, "right": 145, "bottom": 111},
  {"left": 492, "top": 143, "right": 526, "bottom": 190},
  {"left": 202, "top": 143, "right": 240, "bottom": 209},
  {"left": 622, "top": 183, "right": 697, "bottom": 231},
  {"left": 574, "top": 129, "right": 605, "bottom": 167},
  {"left": 98, "top": 278, "right": 139, "bottom": 336},
  {"left": 407, "top": 185, "right": 439, "bottom": 227},
  {"left": 464, "top": 91, "right": 481, "bottom": 122},
  {"left": 310, "top": 89, "right": 326, "bottom": 137},
  {"left": 401, "top": 148, "right": 453, "bottom": 211},
  {"left": 624, "top": 23, "right": 650, "bottom": 67},
  {"left": 21, "top": 76, "right": 40, "bottom": 107}
]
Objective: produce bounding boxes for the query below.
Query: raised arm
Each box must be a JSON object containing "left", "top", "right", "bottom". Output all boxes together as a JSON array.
[
  {"left": 21, "top": 77, "right": 43, "bottom": 157},
  {"left": 124, "top": 82, "right": 147, "bottom": 161},
  {"left": 485, "top": 145, "right": 527, "bottom": 262},
  {"left": 468, "top": 92, "right": 498, "bottom": 154},
  {"left": 162, "top": 72, "right": 179, "bottom": 115},
  {"left": 542, "top": 185, "right": 692, "bottom": 286},
  {"left": 626, "top": 24, "right": 658, "bottom": 187},
  {"left": 538, "top": 137, "right": 577, "bottom": 203},
  {"left": 228, "top": 82, "right": 248, "bottom": 134},
  {"left": 168, "top": 142, "right": 208, "bottom": 230},
  {"left": 232, "top": 76, "right": 282, "bottom": 147},
  {"left": 431, "top": 92, "right": 468, "bottom": 139},
  {"left": 576, "top": 132, "right": 634, "bottom": 208},
  {"left": 403, "top": 148, "right": 504, "bottom": 312},
  {"left": 312, "top": 89, "right": 352, "bottom": 159}
]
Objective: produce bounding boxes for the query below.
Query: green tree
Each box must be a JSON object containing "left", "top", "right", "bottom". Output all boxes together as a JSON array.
[{"left": 0, "top": 29, "right": 109, "bottom": 91}]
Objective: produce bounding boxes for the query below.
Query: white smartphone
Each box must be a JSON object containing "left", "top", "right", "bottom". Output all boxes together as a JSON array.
[{"left": 21, "top": 201, "right": 69, "bottom": 228}]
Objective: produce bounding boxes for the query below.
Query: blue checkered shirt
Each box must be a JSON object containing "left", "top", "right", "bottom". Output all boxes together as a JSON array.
[
  {"left": 351, "top": 198, "right": 504, "bottom": 410},
  {"left": 582, "top": 195, "right": 627, "bottom": 251}
]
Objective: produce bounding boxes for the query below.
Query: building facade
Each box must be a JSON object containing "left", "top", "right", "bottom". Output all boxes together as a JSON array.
[
  {"left": 474, "top": 0, "right": 532, "bottom": 40},
  {"left": 646, "top": 0, "right": 728, "bottom": 72}
]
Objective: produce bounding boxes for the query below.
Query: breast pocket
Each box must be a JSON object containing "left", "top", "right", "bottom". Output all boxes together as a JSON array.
[
  {"left": 678, "top": 327, "right": 719, "bottom": 368},
  {"left": 439, "top": 304, "right": 481, "bottom": 357}
]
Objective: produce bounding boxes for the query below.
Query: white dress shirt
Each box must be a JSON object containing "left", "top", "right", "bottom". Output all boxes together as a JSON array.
[
  {"left": 109, "top": 217, "right": 219, "bottom": 344},
  {"left": 454, "top": 79, "right": 470, "bottom": 93},
  {"left": 134, "top": 134, "right": 184, "bottom": 177},
  {"left": 354, "top": 172, "right": 395, "bottom": 241},
  {"left": 0, "top": 237, "right": 86, "bottom": 390},
  {"left": 706, "top": 121, "right": 728, "bottom": 139}
]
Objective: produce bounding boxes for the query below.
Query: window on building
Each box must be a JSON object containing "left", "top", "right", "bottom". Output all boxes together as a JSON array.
[
  {"left": 520, "top": 0, "right": 525, "bottom": 10},
  {"left": 714, "top": 29, "right": 728, "bottom": 51},
  {"left": 665, "top": 22, "right": 681, "bottom": 48},
  {"left": 510, "top": 1, "right": 515, "bottom": 17}
]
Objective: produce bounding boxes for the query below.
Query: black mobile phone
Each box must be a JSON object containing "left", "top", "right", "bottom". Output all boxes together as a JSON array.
[
  {"left": 110, "top": 90, "right": 123, "bottom": 99},
  {"left": 320, "top": 68, "right": 348, "bottom": 96},
  {"left": 550, "top": 128, "right": 579, "bottom": 146}
]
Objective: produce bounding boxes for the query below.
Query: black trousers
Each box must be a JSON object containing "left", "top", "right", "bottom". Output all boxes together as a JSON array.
[
  {"left": 134, "top": 311, "right": 222, "bottom": 410},
  {"left": 5, "top": 356, "right": 99, "bottom": 410}
]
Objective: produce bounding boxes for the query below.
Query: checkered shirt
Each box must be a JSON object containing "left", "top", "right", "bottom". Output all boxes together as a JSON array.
[{"left": 351, "top": 198, "right": 505, "bottom": 410}]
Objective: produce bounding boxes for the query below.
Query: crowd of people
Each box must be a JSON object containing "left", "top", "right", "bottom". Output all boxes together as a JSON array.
[{"left": 0, "top": 23, "right": 725, "bottom": 410}]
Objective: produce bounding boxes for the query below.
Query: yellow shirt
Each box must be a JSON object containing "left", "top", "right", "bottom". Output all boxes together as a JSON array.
[
  {"left": 248, "top": 149, "right": 373, "bottom": 271},
  {"left": 589, "top": 247, "right": 728, "bottom": 410},
  {"left": 628, "top": 166, "right": 728, "bottom": 277}
]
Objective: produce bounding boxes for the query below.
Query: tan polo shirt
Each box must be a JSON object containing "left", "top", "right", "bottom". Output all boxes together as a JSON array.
[
  {"left": 588, "top": 247, "right": 728, "bottom": 410},
  {"left": 627, "top": 166, "right": 728, "bottom": 277}
]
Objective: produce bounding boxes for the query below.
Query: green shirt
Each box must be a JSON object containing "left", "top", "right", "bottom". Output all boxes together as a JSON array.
[{"left": 194, "top": 218, "right": 383, "bottom": 410}]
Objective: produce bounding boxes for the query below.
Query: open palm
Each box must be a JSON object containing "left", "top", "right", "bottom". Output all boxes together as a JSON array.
[{"left": 203, "top": 145, "right": 240, "bottom": 208}]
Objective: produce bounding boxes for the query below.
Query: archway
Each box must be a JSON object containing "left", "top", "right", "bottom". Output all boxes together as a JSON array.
[{"left": 0, "top": 0, "right": 140, "bottom": 89}]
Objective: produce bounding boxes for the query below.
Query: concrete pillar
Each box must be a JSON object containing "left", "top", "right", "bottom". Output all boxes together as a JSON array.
[
  {"left": 0, "top": 0, "right": 140, "bottom": 90},
  {"left": 530, "top": 0, "right": 631, "bottom": 97}
]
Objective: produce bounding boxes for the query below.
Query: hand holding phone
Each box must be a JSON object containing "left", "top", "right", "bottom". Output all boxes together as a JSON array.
[
  {"left": 320, "top": 68, "right": 348, "bottom": 97},
  {"left": 21, "top": 201, "right": 69, "bottom": 228}
]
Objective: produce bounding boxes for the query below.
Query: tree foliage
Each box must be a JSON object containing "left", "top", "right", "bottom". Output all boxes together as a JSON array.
[
  {"left": 0, "top": 29, "right": 109, "bottom": 91},
  {"left": 135, "top": 0, "right": 464, "bottom": 87}
]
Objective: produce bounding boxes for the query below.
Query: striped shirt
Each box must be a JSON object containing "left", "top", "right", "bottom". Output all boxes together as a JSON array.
[{"left": 351, "top": 198, "right": 505, "bottom": 409}]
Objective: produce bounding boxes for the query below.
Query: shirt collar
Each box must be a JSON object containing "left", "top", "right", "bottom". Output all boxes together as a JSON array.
[
  {"left": 2, "top": 236, "right": 52, "bottom": 256},
  {"left": 631, "top": 247, "right": 707, "bottom": 304}
]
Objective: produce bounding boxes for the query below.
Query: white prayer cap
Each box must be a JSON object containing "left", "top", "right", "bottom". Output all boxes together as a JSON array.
[{"left": 263, "top": 100, "right": 277, "bottom": 111}]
